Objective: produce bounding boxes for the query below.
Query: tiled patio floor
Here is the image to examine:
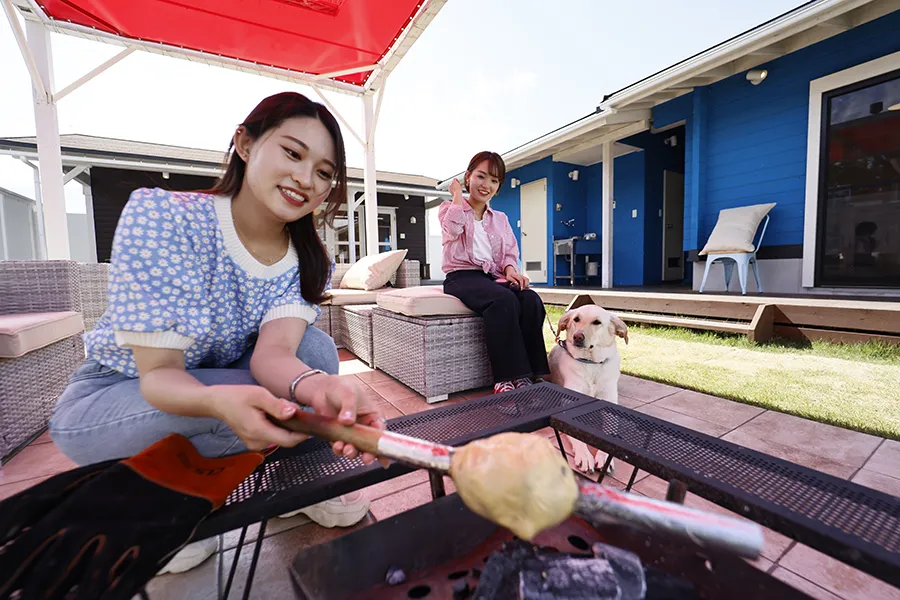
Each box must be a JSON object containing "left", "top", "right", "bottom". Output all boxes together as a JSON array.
[{"left": 1, "top": 349, "right": 898, "bottom": 599}]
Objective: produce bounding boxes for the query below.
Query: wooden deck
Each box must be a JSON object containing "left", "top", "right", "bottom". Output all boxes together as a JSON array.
[{"left": 534, "top": 287, "right": 900, "bottom": 345}]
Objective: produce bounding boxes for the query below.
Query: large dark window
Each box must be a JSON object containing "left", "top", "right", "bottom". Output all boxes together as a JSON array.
[{"left": 816, "top": 69, "right": 900, "bottom": 288}]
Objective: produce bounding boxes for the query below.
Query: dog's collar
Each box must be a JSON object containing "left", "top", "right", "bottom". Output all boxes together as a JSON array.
[{"left": 558, "top": 339, "right": 608, "bottom": 365}]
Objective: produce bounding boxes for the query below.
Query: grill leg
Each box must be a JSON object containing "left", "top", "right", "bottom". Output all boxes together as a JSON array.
[
  {"left": 222, "top": 466, "right": 266, "bottom": 599},
  {"left": 553, "top": 429, "right": 568, "bottom": 461},
  {"left": 598, "top": 453, "right": 615, "bottom": 486},
  {"left": 625, "top": 467, "right": 640, "bottom": 492},
  {"left": 241, "top": 518, "right": 268, "bottom": 600},
  {"left": 429, "top": 470, "right": 446, "bottom": 499},
  {"left": 222, "top": 525, "right": 250, "bottom": 599},
  {"left": 666, "top": 479, "right": 688, "bottom": 504}
]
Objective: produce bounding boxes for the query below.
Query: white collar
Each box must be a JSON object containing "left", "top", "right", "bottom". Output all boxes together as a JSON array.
[{"left": 214, "top": 195, "right": 298, "bottom": 279}]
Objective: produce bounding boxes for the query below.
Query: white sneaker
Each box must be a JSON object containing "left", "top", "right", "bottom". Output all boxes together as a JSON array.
[
  {"left": 278, "top": 491, "right": 369, "bottom": 528},
  {"left": 157, "top": 537, "right": 218, "bottom": 575}
]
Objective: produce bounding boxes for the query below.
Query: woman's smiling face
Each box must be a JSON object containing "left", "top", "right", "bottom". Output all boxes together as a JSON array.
[{"left": 238, "top": 116, "right": 337, "bottom": 223}]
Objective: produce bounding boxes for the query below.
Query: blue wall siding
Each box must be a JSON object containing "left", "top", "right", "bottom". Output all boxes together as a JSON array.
[
  {"left": 653, "top": 93, "right": 692, "bottom": 130},
  {"left": 654, "top": 9, "right": 900, "bottom": 252},
  {"left": 582, "top": 152, "right": 647, "bottom": 286}
]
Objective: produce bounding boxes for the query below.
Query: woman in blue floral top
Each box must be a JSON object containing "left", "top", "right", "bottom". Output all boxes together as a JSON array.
[{"left": 48, "top": 92, "right": 385, "bottom": 573}]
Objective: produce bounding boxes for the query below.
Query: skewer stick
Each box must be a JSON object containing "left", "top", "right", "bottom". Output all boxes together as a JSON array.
[{"left": 274, "top": 410, "right": 763, "bottom": 558}]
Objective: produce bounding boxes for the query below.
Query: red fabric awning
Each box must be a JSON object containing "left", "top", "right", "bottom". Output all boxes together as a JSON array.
[{"left": 37, "top": 0, "right": 426, "bottom": 88}]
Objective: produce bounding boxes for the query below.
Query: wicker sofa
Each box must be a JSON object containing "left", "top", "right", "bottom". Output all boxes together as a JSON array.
[
  {"left": 319, "top": 259, "right": 420, "bottom": 355},
  {"left": 0, "top": 261, "right": 90, "bottom": 462}
]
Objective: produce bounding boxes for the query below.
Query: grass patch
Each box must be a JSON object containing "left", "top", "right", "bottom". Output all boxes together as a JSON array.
[{"left": 543, "top": 305, "right": 900, "bottom": 440}]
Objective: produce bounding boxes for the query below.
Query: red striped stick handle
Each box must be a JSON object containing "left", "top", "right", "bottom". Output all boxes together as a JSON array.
[{"left": 575, "top": 479, "right": 764, "bottom": 559}]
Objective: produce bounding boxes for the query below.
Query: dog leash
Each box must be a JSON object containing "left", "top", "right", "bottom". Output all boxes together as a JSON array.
[{"left": 545, "top": 313, "right": 607, "bottom": 366}]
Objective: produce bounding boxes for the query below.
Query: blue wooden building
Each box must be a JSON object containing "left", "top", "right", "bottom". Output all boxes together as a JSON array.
[{"left": 440, "top": 0, "right": 900, "bottom": 297}]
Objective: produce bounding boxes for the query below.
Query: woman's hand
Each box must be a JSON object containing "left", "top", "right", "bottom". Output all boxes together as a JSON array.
[
  {"left": 209, "top": 384, "right": 311, "bottom": 451},
  {"left": 504, "top": 266, "right": 530, "bottom": 290},
  {"left": 292, "top": 373, "right": 389, "bottom": 467},
  {"left": 449, "top": 178, "right": 465, "bottom": 205}
]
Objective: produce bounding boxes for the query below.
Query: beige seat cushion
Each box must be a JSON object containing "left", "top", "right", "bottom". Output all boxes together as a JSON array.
[
  {"left": 340, "top": 250, "right": 408, "bottom": 290},
  {"left": 325, "top": 288, "right": 392, "bottom": 306},
  {"left": 376, "top": 286, "right": 475, "bottom": 317},
  {"left": 699, "top": 202, "right": 775, "bottom": 256},
  {"left": 0, "top": 311, "right": 85, "bottom": 358}
]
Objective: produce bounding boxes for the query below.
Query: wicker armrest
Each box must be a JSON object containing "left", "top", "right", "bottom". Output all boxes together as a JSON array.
[
  {"left": 393, "top": 260, "right": 421, "bottom": 288},
  {"left": 0, "top": 260, "right": 82, "bottom": 316}
]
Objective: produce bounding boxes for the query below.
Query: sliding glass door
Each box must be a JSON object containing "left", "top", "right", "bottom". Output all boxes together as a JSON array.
[{"left": 815, "top": 69, "right": 900, "bottom": 288}]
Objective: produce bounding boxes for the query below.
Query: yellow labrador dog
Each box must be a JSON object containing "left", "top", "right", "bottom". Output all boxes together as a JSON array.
[{"left": 548, "top": 304, "right": 629, "bottom": 475}]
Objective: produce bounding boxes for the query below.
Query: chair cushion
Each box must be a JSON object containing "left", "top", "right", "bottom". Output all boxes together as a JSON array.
[
  {"left": 699, "top": 203, "right": 775, "bottom": 256},
  {"left": 0, "top": 311, "right": 85, "bottom": 358},
  {"left": 340, "top": 250, "right": 408, "bottom": 290},
  {"left": 325, "top": 288, "right": 392, "bottom": 306},
  {"left": 376, "top": 286, "right": 475, "bottom": 317}
]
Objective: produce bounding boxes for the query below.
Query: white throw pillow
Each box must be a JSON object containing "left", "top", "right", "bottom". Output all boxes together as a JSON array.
[
  {"left": 699, "top": 203, "right": 775, "bottom": 256},
  {"left": 340, "top": 249, "right": 408, "bottom": 290}
]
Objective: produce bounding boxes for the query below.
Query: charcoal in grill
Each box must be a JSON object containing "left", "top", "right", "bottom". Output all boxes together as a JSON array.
[
  {"left": 518, "top": 555, "right": 621, "bottom": 599},
  {"left": 474, "top": 540, "right": 634, "bottom": 599}
]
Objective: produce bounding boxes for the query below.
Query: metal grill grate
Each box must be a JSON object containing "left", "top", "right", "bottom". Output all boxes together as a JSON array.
[
  {"left": 571, "top": 407, "right": 900, "bottom": 553},
  {"left": 551, "top": 400, "right": 900, "bottom": 587},
  {"left": 209, "top": 383, "right": 592, "bottom": 528}
]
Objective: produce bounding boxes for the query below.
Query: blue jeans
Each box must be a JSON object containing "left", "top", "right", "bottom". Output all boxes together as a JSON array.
[{"left": 49, "top": 326, "right": 339, "bottom": 466}]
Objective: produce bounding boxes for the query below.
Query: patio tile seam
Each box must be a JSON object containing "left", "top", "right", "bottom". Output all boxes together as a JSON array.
[
  {"left": 773, "top": 564, "right": 849, "bottom": 600},
  {"left": 641, "top": 388, "right": 681, "bottom": 404},
  {"left": 718, "top": 407, "right": 771, "bottom": 439},
  {"left": 847, "top": 438, "right": 888, "bottom": 482}
]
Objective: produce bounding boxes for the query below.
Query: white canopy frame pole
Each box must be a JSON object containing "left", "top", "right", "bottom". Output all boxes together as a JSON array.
[
  {"left": 601, "top": 141, "right": 614, "bottom": 288},
  {"left": 346, "top": 188, "right": 357, "bottom": 263},
  {"left": 19, "top": 157, "right": 47, "bottom": 259},
  {"left": 3, "top": 0, "right": 138, "bottom": 260},
  {"left": 362, "top": 93, "right": 379, "bottom": 258},
  {"left": 25, "top": 18, "right": 69, "bottom": 259}
]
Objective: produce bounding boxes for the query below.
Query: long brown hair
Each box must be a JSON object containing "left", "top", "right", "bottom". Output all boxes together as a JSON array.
[{"left": 207, "top": 92, "right": 346, "bottom": 305}]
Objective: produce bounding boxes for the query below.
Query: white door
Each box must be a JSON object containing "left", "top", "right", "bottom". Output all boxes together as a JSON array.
[
  {"left": 519, "top": 178, "right": 548, "bottom": 284},
  {"left": 662, "top": 170, "right": 685, "bottom": 281}
]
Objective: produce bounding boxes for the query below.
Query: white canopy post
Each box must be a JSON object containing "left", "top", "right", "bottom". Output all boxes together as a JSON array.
[
  {"left": 601, "top": 141, "right": 614, "bottom": 288},
  {"left": 361, "top": 93, "right": 379, "bottom": 257},
  {"left": 346, "top": 188, "right": 357, "bottom": 263},
  {"left": 25, "top": 19, "right": 70, "bottom": 259}
]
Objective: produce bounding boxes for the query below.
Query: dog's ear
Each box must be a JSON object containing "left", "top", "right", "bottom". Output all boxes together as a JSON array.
[
  {"left": 609, "top": 314, "right": 629, "bottom": 345},
  {"left": 557, "top": 311, "right": 573, "bottom": 334}
]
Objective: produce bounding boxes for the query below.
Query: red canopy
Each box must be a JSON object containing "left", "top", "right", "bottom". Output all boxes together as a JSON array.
[{"left": 32, "top": 0, "right": 433, "bottom": 91}]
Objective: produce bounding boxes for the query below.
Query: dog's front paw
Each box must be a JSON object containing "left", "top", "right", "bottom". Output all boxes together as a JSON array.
[
  {"left": 573, "top": 445, "right": 596, "bottom": 474},
  {"left": 594, "top": 451, "right": 616, "bottom": 476}
]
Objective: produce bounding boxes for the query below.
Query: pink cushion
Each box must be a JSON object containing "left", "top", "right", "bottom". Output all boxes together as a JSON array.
[{"left": 0, "top": 311, "right": 85, "bottom": 358}]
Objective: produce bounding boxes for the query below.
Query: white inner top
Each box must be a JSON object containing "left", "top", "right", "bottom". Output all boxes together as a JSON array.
[{"left": 472, "top": 218, "right": 493, "bottom": 265}]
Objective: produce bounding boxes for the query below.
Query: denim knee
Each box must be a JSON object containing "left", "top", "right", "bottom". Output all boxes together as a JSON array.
[{"left": 297, "top": 324, "right": 339, "bottom": 375}]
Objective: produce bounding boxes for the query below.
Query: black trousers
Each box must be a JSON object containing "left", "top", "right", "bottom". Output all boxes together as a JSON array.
[{"left": 443, "top": 270, "right": 550, "bottom": 382}]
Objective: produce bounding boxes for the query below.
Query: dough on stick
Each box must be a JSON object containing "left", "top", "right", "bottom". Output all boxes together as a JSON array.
[{"left": 450, "top": 432, "right": 578, "bottom": 540}]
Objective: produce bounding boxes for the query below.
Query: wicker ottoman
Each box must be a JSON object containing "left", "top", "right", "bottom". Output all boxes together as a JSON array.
[
  {"left": 335, "top": 304, "right": 377, "bottom": 367},
  {"left": 372, "top": 308, "right": 492, "bottom": 403}
]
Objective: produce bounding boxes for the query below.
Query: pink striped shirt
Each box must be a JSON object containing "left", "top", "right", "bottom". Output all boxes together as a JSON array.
[{"left": 438, "top": 200, "right": 519, "bottom": 278}]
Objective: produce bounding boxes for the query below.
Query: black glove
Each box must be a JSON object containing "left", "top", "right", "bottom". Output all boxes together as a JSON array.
[{"left": 0, "top": 434, "right": 264, "bottom": 600}]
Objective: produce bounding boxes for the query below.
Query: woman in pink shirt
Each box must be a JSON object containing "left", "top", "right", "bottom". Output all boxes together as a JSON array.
[{"left": 440, "top": 151, "right": 550, "bottom": 393}]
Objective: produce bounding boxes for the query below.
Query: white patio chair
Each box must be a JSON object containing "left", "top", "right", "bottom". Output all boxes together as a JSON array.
[{"left": 699, "top": 203, "right": 775, "bottom": 295}]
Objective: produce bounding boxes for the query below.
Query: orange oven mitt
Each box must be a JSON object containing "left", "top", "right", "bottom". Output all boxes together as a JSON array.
[{"left": 0, "top": 434, "right": 263, "bottom": 600}]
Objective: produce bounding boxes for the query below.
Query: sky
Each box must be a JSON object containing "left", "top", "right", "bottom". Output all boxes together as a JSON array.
[{"left": 0, "top": 0, "right": 803, "bottom": 213}]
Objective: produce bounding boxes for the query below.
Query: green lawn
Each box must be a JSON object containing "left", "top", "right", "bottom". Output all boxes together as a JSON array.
[{"left": 543, "top": 305, "right": 900, "bottom": 440}]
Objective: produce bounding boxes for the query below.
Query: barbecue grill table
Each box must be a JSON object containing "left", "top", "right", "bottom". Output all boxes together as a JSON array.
[
  {"left": 183, "top": 382, "right": 596, "bottom": 600},
  {"left": 288, "top": 491, "right": 815, "bottom": 600},
  {"left": 550, "top": 396, "right": 900, "bottom": 590}
]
